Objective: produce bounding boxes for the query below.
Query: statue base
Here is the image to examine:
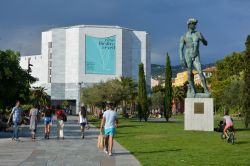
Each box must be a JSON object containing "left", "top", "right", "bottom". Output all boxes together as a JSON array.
[
  {"left": 184, "top": 98, "right": 214, "bottom": 131},
  {"left": 187, "top": 92, "right": 211, "bottom": 98}
]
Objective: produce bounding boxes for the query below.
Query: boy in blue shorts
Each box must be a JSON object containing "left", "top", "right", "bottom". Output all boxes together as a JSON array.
[{"left": 100, "top": 102, "right": 118, "bottom": 156}]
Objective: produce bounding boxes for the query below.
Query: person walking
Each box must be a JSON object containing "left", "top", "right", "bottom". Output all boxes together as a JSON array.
[
  {"left": 78, "top": 104, "right": 89, "bottom": 139},
  {"left": 42, "top": 105, "right": 53, "bottom": 139},
  {"left": 7, "top": 100, "right": 22, "bottom": 141},
  {"left": 56, "top": 105, "right": 66, "bottom": 140},
  {"left": 100, "top": 102, "right": 118, "bottom": 156},
  {"left": 29, "top": 104, "right": 39, "bottom": 140}
]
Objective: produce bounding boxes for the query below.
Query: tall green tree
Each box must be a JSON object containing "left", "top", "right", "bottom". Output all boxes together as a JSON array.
[
  {"left": 210, "top": 52, "right": 245, "bottom": 112},
  {"left": 243, "top": 35, "right": 250, "bottom": 128},
  {"left": 138, "top": 63, "right": 149, "bottom": 121},
  {"left": 164, "top": 53, "right": 173, "bottom": 121},
  {"left": 0, "top": 50, "right": 36, "bottom": 112}
]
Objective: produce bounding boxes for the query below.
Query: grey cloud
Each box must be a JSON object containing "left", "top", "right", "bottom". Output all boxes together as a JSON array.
[{"left": 0, "top": 0, "right": 250, "bottom": 65}]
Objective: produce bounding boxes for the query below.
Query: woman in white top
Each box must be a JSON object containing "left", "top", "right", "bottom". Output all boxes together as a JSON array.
[{"left": 78, "top": 105, "right": 89, "bottom": 139}]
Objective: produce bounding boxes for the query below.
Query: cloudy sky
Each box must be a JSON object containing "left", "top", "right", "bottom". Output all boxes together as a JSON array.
[{"left": 0, "top": 0, "right": 249, "bottom": 65}]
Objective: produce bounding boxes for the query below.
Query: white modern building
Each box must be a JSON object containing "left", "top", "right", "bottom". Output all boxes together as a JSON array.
[{"left": 20, "top": 25, "right": 151, "bottom": 114}]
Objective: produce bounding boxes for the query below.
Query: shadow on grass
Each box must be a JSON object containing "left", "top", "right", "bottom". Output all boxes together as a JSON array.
[
  {"left": 235, "top": 128, "right": 250, "bottom": 132},
  {"left": 114, "top": 149, "right": 182, "bottom": 156},
  {"left": 129, "top": 120, "right": 182, "bottom": 124},
  {"left": 130, "top": 149, "right": 182, "bottom": 154},
  {"left": 118, "top": 125, "right": 137, "bottom": 128},
  {"left": 236, "top": 141, "right": 249, "bottom": 145},
  {"left": 146, "top": 121, "right": 182, "bottom": 124}
]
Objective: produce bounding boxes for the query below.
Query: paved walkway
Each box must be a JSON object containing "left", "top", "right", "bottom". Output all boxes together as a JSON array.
[{"left": 0, "top": 116, "right": 140, "bottom": 166}]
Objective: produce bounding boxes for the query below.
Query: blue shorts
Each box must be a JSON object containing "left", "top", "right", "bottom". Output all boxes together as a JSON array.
[
  {"left": 80, "top": 122, "right": 86, "bottom": 127},
  {"left": 44, "top": 117, "right": 51, "bottom": 125},
  {"left": 104, "top": 128, "right": 116, "bottom": 136}
]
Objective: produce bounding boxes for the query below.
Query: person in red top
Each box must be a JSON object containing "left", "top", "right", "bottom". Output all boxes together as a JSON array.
[{"left": 56, "top": 105, "right": 66, "bottom": 139}]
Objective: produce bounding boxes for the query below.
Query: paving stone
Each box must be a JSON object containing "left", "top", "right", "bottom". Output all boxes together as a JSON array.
[{"left": 0, "top": 116, "right": 141, "bottom": 166}]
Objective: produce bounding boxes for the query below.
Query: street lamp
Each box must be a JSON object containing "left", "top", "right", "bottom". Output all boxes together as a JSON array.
[{"left": 78, "top": 82, "right": 83, "bottom": 114}]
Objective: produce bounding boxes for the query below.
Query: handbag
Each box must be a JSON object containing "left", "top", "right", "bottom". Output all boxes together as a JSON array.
[{"left": 97, "top": 132, "right": 104, "bottom": 149}]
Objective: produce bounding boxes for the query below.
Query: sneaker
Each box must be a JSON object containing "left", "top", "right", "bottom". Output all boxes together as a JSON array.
[
  {"left": 104, "top": 149, "right": 108, "bottom": 154},
  {"left": 108, "top": 152, "right": 112, "bottom": 156}
]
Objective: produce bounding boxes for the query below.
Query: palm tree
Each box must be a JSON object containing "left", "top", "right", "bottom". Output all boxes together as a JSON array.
[
  {"left": 30, "top": 86, "right": 50, "bottom": 107},
  {"left": 172, "top": 86, "right": 186, "bottom": 113},
  {"left": 119, "top": 77, "right": 136, "bottom": 117}
]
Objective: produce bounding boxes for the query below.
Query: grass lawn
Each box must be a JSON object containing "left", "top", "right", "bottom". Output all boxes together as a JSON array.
[{"left": 89, "top": 115, "right": 250, "bottom": 166}]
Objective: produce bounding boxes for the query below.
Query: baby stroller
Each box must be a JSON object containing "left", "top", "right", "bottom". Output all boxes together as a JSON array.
[{"left": 214, "top": 121, "right": 224, "bottom": 132}]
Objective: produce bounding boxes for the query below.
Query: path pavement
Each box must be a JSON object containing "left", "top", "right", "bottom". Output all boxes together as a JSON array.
[{"left": 0, "top": 116, "right": 141, "bottom": 166}]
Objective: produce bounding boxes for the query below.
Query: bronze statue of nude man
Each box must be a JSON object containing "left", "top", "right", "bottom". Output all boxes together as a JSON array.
[{"left": 179, "top": 18, "right": 211, "bottom": 97}]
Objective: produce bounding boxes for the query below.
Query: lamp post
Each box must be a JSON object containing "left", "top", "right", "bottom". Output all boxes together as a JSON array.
[{"left": 78, "top": 82, "right": 83, "bottom": 114}]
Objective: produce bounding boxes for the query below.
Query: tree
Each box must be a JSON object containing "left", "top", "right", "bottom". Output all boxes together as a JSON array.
[
  {"left": 210, "top": 51, "right": 245, "bottom": 113},
  {"left": 172, "top": 86, "right": 186, "bottom": 105},
  {"left": 0, "top": 50, "right": 36, "bottom": 112},
  {"left": 81, "top": 77, "right": 137, "bottom": 115},
  {"left": 30, "top": 87, "right": 50, "bottom": 107},
  {"left": 151, "top": 91, "right": 164, "bottom": 110},
  {"left": 138, "top": 63, "right": 149, "bottom": 121},
  {"left": 151, "top": 84, "right": 164, "bottom": 93},
  {"left": 219, "top": 80, "right": 244, "bottom": 114},
  {"left": 164, "top": 53, "right": 173, "bottom": 121},
  {"left": 243, "top": 35, "right": 250, "bottom": 128},
  {"left": 119, "top": 77, "right": 136, "bottom": 117}
]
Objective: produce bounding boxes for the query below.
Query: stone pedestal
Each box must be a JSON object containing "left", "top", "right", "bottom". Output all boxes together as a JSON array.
[{"left": 184, "top": 98, "right": 214, "bottom": 131}]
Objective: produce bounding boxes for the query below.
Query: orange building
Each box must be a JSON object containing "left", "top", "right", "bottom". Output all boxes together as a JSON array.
[{"left": 173, "top": 67, "right": 216, "bottom": 87}]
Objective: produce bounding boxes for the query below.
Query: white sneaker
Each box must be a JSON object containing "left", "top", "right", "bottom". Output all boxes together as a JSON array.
[
  {"left": 108, "top": 152, "right": 112, "bottom": 156},
  {"left": 104, "top": 149, "right": 108, "bottom": 154}
]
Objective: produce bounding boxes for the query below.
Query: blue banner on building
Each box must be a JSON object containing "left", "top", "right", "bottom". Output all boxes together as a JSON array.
[{"left": 85, "top": 35, "right": 116, "bottom": 75}]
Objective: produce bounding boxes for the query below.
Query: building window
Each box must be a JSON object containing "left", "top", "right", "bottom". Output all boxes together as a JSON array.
[
  {"left": 48, "top": 76, "right": 51, "bottom": 83},
  {"left": 49, "top": 61, "right": 52, "bottom": 68},
  {"left": 48, "top": 42, "right": 52, "bottom": 48},
  {"left": 49, "top": 53, "right": 52, "bottom": 59}
]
